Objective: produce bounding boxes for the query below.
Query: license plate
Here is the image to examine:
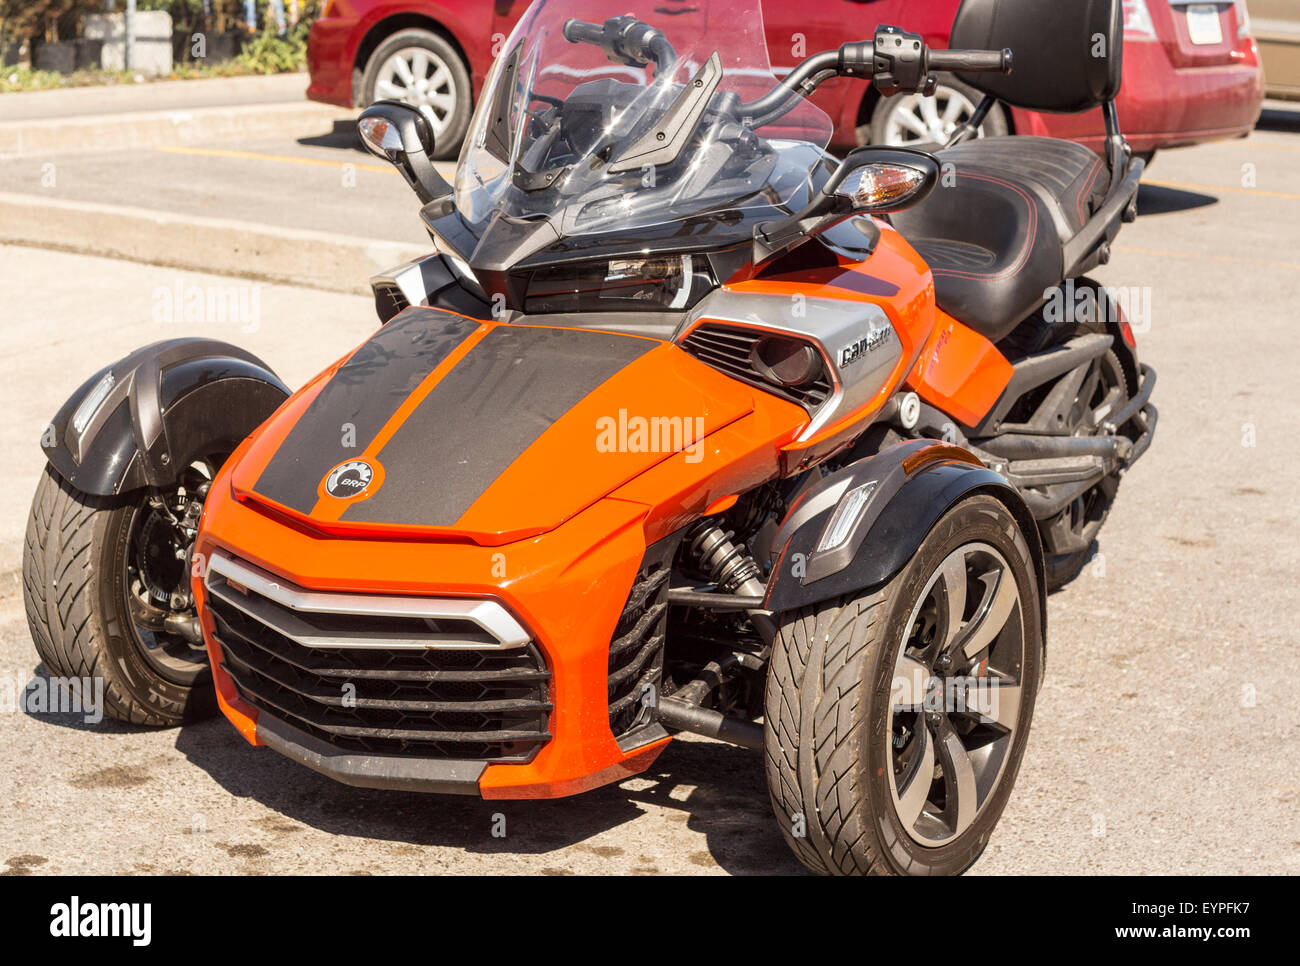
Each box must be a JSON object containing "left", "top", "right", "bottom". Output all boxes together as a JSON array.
[{"left": 1185, "top": 4, "right": 1223, "bottom": 46}]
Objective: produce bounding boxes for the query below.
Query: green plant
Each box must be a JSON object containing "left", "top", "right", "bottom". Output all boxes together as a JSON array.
[{"left": 236, "top": 20, "right": 308, "bottom": 74}]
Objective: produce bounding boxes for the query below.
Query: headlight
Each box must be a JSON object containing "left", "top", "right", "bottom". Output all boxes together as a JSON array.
[{"left": 522, "top": 254, "right": 715, "bottom": 313}]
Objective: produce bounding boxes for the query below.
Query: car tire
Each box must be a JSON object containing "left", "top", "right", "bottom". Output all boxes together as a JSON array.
[
  {"left": 862, "top": 74, "right": 1009, "bottom": 148},
  {"left": 360, "top": 29, "right": 472, "bottom": 161},
  {"left": 764, "top": 493, "right": 1042, "bottom": 875},
  {"left": 23, "top": 465, "right": 219, "bottom": 727}
]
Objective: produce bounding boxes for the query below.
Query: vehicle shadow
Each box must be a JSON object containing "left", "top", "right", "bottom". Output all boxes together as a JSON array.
[
  {"left": 1256, "top": 105, "right": 1300, "bottom": 133},
  {"left": 1135, "top": 182, "right": 1217, "bottom": 216},
  {"left": 172, "top": 720, "right": 806, "bottom": 875},
  {"left": 297, "top": 121, "right": 367, "bottom": 153},
  {"left": 18, "top": 663, "right": 147, "bottom": 735}
]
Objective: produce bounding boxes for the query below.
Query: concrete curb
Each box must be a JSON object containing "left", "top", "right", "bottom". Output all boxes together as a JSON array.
[
  {"left": 0, "top": 100, "right": 355, "bottom": 158},
  {"left": 0, "top": 191, "right": 426, "bottom": 294}
]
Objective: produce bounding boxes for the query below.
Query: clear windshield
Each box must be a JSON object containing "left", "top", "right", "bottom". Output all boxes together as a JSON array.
[{"left": 454, "top": 0, "right": 834, "bottom": 236}]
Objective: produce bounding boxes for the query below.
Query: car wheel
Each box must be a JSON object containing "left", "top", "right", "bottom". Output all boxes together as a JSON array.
[
  {"left": 863, "top": 74, "right": 1009, "bottom": 148},
  {"left": 764, "top": 494, "right": 1042, "bottom": 875},
  {"left": 360, "top": 29, "right": 472, "bottom": 161}
]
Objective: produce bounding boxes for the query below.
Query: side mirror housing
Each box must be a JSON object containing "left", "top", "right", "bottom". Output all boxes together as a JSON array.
[
  {"left": 754, "top": 147, "right": 940, "bottom": 265},
  {"left": 358, "top": 100, "right": 452, "bottom": 205}
]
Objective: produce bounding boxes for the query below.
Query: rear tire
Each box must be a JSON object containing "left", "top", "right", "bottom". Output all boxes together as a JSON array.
[
  {"left": 764, "top": 494, "right": 1042, "bottom": 875},
  {"left": 23, "top": 466, "right": 215, "bottom": 726},
  {"left": 1040, "top": 297, "right": 1135, "bottom": 590}
]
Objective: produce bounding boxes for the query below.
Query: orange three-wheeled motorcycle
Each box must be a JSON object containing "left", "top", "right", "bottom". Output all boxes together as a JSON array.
[{"left": 25, "top": 0, "right": 1155, "bottom": 874}]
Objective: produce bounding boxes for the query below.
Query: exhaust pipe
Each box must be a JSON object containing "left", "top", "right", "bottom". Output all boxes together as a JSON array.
[{"left": 657, "top": 696, "right": 764, "bottom": 750}]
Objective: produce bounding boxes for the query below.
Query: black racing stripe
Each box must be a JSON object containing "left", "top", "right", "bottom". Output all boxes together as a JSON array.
[
  {"left": 252, "top": 309, "right": 480, "bottom": 513},
  {"left": 343, "top": 326, "right": 655, "bottom": 526}
]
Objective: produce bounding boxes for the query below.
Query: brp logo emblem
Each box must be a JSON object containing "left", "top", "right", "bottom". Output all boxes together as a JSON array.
[{"left": 324, "top": 460, "right": 374, "bottom": 499}]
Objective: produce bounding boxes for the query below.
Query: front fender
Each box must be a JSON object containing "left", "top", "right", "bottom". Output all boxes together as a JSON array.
[
  {"left": 766, "top": 440, "right": 1046, "bottom": 636},
  {"left": 42, "top": 338, "right": 289, "bottom": 497}
]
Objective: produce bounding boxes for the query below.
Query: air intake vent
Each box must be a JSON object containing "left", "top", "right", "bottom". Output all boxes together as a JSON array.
[
  {"left": 608, "top": 546, "right": 672, "bottom": 742},
  {"left": 680, "top": 324, "right": 832, "bottom": 412}
]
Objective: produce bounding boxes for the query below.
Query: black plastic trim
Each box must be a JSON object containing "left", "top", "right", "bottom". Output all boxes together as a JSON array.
[
  {"left": 256, "top": 713, "right": 485, "bottom": 795},
  {"left": 42, "top": 339, "right": 288, "bottom": 497},
  {"left": 766, "top": 440, "right": 1040, "bottom": 616}
]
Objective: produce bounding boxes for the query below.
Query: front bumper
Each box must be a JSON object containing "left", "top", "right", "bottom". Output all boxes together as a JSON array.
[
  {"left": 257, "top": 713, "right": 486, "bottom": 794},
  {"left": 306, "top": 17, "right": 359, "bottom": 107},
  {"left": 193, "top": 472, "right": 672, "bottom": 799}
]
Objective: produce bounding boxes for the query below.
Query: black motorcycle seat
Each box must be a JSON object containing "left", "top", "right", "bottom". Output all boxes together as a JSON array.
[{"left": 890, "top": 136, "right": 1111, "bottom": 344}]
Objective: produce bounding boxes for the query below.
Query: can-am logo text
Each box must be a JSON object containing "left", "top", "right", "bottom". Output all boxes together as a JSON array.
[{"left": 839, "top": 327, "right": 891, "bottom": 368}]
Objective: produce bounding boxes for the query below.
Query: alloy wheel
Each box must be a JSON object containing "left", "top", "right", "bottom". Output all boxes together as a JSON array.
[
  {"left": 887, "top": 542, "right": 1026, "bottom": 845},
  {"left": 373, "top": 46, "right": 459, "bottom": 139},
  {"left": 883, "top": 86, "right": 980, "bottom": 146}
]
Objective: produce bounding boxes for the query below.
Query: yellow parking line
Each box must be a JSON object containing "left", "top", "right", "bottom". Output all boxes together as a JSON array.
[
  {"left": 1240, "top": 142, "right": 1300, "bottom": 152},
  {"left": 1114, "top": 245, "right": 1300, "bottom": 272},
  {"left": 156, "top": 144, "right": 397, "bottom": 174},
  {"left": 1143, "top": 177, "right": 1300, "bottom": 201}
]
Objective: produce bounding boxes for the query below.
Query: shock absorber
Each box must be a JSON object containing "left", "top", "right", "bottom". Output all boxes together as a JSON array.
[
  {"left": 684, "top": 522, "right": 775, "bottom": 641},
  {"left": 687, "top": 523, "right": 763, "bottom": 595}
]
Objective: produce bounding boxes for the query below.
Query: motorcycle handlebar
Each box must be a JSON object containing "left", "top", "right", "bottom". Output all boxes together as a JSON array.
[
  {"left": 928, "top": 48, "right": 1013, "bottom": 74},
  {"left": 562, "top": 16, "right": 676, "bottom": 72},
  {"left": 561, "top": 18, "right": 604, "bottom": 46}
]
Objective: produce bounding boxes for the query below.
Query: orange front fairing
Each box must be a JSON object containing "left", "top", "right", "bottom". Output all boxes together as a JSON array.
[
  {"left": 228, "top": 315, "right": 805, "bottom": 545},
  {"left": 195, "top": 310, "right": 812, "bottom": 798}
]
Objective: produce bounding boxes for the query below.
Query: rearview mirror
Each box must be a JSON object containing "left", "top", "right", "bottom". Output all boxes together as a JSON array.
[
  {"left": 754, "top": 147, "right": 939, "bottom": 265},
  {"left": 357, "top": 101, "right": 452, "bottom": 205}
]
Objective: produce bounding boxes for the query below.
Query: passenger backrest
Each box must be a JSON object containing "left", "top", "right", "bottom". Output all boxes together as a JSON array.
[{"left": 949, "top": 0, "right": 1123, "bottom": 113}]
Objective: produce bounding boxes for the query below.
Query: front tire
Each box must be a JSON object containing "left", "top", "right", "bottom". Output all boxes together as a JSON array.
[
  {"left": 23, "top": 465, "right": 217, "bottom": 726},
  {"left": 764, "top": 494, "right": 1042, "bottom": 875},
  {"left": 360, "top": 29, "right": 472, "bottom": 161}
]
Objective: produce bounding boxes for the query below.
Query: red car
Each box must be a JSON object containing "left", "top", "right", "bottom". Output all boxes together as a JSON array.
[{"left": 308, "top": 0, "right": 1264, "bottom": 159}]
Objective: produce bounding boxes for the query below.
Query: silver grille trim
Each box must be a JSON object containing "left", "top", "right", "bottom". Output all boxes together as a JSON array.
[{"left": 204, "top": 551, "right": 530, "bottom": 650}]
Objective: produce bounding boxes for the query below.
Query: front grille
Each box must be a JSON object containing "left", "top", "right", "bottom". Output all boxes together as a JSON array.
[
  {"left": 608, "top": 548, "right": 671, "bottom": 739},
  {"left": 680, "top": 323, "right": 832, "bottom": 412},
  {"left": 204, "top": 554, "right": 551, "bottom": 762}
]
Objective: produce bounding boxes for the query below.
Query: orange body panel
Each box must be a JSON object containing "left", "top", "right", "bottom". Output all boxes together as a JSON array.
[
  {"left": 194, "top": 330, "right": 810, "bottom": 798},
  {"left": 725, "top": 222, "right": 937, "bottom": 470},
  {"left": 905, "top": 309, "right": 1014, "bottom": 429}
]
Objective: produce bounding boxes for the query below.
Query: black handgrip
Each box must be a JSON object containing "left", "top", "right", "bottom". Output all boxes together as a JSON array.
[
  {"left": 562, "top": 18, "right": 604, "bottom": 46},
  {"left": 928, "top": 48, "right": 1013, "bottom": 74}
]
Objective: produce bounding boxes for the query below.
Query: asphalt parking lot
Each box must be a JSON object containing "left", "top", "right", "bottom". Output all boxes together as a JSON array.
[{"left": 0, "top": 105, "right": 1298, "bottom": 876}]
